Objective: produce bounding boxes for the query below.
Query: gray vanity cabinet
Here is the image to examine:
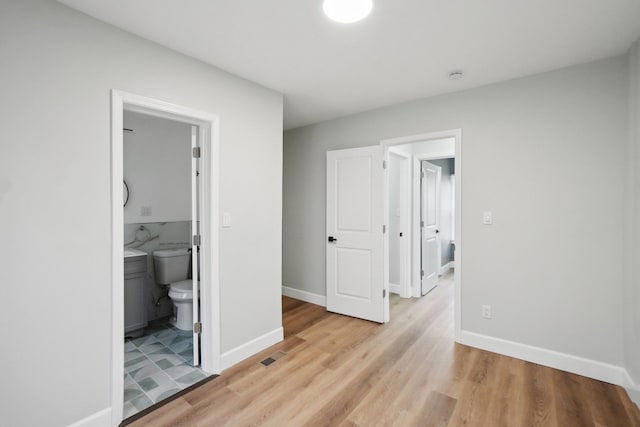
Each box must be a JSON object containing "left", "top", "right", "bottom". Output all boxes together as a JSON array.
[{"left": 124, "top": 253, "right": 148, "bottom": 335}]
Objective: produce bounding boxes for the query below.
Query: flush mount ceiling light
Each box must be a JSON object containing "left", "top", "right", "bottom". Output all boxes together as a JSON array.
[
  {"left": 449, "top": 71, "right": 464, "bottom": 80},
  {"left": 323, "top": 0, "right": 373, "bottom": 23}
]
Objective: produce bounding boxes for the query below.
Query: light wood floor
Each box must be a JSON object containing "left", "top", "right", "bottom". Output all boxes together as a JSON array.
[{"left": 130, "top": 274, "right": 640, "bottom": 426}]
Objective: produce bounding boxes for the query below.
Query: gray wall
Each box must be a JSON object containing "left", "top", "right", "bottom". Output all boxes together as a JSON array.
[
  {"left": 0, "top": 1, "right": 283, "bottom": 426},
  {"left": 123, "top": 112, "right": 192, "bottom": 224},
  {"left": 428, "top": 158, "right": 455, "bottom": 267},
  {"left": 283, "top": 56, "right": 627, "bottom": 371},
  {"left": 122, "top": 113, "right": 195, "bottom": 323},
  {"left": 626, "top": 39, "right": 640, "bottom": 402}
]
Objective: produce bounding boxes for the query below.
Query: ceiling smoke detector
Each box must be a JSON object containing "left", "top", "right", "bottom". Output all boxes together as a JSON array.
[
  {"left": 449, "top": 71, "right": 464, "bottom": 80},
  {"left": 323, "top": 0, "right": 373, "bottom": 24}
]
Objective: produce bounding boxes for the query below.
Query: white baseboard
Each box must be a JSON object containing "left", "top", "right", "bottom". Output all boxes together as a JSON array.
[
  {"left": 66, "top": 408, "right": 111, "bottom": 427},
  {"left": 439, "top": 261, "right": 454, "bottom": 275},
  {"left": 459, "top": 330, "right": 629, "bottom": 387},
  {"left": 627, "top": 388, "right": 640, "bottom": 408},
  {"left": 389, "top": 282, "right": 401, "bottom": 295},
  {"left": 625, "top": 371, "right": 640, "bottom": 407},
  {"left": 220, "top": 327, "right": 283, "bottom": 371},
  {"left": 282, "top": 285, "right": 326, "bottom": 307}
]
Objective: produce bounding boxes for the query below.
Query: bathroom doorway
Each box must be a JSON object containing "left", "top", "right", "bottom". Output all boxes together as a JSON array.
[
  {"left": 111, "top": 91, "right": 221, "bottom": 424},
  {"left": 122, "top": 114, "right": 201, "bottom": 361}
]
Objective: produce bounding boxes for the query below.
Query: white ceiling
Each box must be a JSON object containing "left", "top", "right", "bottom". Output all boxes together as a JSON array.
[{"left": 59, "top": 0, "right": 640, "bottom": 130}]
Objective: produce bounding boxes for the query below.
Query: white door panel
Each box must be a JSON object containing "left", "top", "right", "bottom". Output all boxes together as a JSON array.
[
  {"left": 327, "top": 146, "right": 385, "bottom": 323},
  {"left": 337, "top": 157, "right": 372, "bottom": 231},
  {"left": 421, "top": 161, "right": 441, "bottom": 295},
  {"left": 425, "top": 168, "right": 437, "bottom": 227},
  {"left": 336, "top": 248, "right": 372, "bottom": 299},
  {"left": 191, "top": 126, "right": 200, "bottom": 366}
]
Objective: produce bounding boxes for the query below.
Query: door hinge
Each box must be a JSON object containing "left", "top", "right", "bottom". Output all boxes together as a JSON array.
[
  {"left": 194, "top": 322, "right": 202, "bottom": 334},
  {"left": 383, "top": 289, "right": 387, "bottom": 298},
  {"left": 421, "top": 270, "right": 424, "bottom": 278},
  {"left": 420, "top": 220, "right": 424, "bottom": 228},
  {"left": 192, "top": 147, "right": 201, "bottom": 158},
  {"left": 193, "top": 234, "right": 201, "bottom": 246},
  {"left": 383, "top": 224, "right": 386, "bottom": 234},
  {"left": 421, "top": 170, "right": 425, "bottom": 178},
  {"left": 382, "top": 160, "right": 387, "bottom": 169}
]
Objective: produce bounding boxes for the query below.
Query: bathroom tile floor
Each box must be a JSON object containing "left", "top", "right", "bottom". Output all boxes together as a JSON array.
[{"left": 123, "top": 322, "right": 208, "bottom": 419}]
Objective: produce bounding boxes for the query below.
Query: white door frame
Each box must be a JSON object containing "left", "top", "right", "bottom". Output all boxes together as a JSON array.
[
  {"left": 381, "top": 129, "right": 462, "bottom": 342},
  {"left": 387, "top": 148, "right": 412, "bottom": 298},
  {"left": 110, "top": 90, "right": 221, "bottom": 425}
]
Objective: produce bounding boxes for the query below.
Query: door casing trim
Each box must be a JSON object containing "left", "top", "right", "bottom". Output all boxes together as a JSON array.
[
  {"left": 110, "top": 90, "right": 221, "bottom": 425},
  {"left": 380, "top": 129, "right": 462, "bottom": 342}
]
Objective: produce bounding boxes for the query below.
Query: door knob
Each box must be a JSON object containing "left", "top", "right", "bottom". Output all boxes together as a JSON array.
[
  {"left": 436, "top": 229, "right": 440, "bottom": 234},
  {"left": 328, "top": 236, "right": 337, "bottom": 243},
  {"left": 399, "top": 232, "right": 403, "bottom": 237}
]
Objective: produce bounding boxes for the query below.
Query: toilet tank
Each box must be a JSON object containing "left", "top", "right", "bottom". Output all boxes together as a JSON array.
[{"left": 153, "top": 248, "right": 190, "bottom": 285}]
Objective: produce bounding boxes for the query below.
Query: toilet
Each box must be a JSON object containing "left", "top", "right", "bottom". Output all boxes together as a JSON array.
[{"left": 153, "top": 248, "right": 195, "bottom": 331}]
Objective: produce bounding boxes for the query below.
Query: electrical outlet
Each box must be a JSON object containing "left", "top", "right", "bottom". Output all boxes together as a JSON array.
[{"left": 482, "top": 304, "right": 492, "bottom": 319}]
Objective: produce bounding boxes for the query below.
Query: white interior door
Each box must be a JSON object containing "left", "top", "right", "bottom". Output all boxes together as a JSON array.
[
  {"left": 191, "top": 126, "right": 200, "bottom": 366},
  {"left": 326, "top": 146, "right": 386, "bottom": 323},
  {"left": 421, "top": 161, "right": 441, "bottom": 295}
]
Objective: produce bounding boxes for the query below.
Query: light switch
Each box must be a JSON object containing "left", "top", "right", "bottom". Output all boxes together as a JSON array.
[
  {"left": 483, "top": 211, "right": 493, "bottom": 225},
  {"left": 222, "top": 212, "right": 231, "bottom": 228},
  {"left": 141, "top": 206, "right": 152, "bottom": 217}
]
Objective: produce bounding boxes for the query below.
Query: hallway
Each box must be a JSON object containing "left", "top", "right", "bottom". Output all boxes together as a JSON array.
[{"left": 130, "top": 274, "right": 640, "bottom": 426}]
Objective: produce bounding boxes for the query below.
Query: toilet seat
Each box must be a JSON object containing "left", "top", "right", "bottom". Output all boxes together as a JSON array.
[
  {"left": 171, "top": 280, "right": 193, "bottom": 293},
  {"left": 169, "top": 280, "right": 194, "bottom": 300}
]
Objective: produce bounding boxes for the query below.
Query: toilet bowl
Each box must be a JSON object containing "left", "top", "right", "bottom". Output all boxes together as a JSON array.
[
  {"left": 153, "top": 248, "right": 197, "bottom": 332},
  {"left": 168, "top": 279, "right": 194, "bottom": 331}
]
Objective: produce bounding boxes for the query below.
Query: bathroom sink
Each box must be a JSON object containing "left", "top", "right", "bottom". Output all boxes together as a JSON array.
[{"left": 124, "top": 248, "right": 147, "bottom": 258}]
